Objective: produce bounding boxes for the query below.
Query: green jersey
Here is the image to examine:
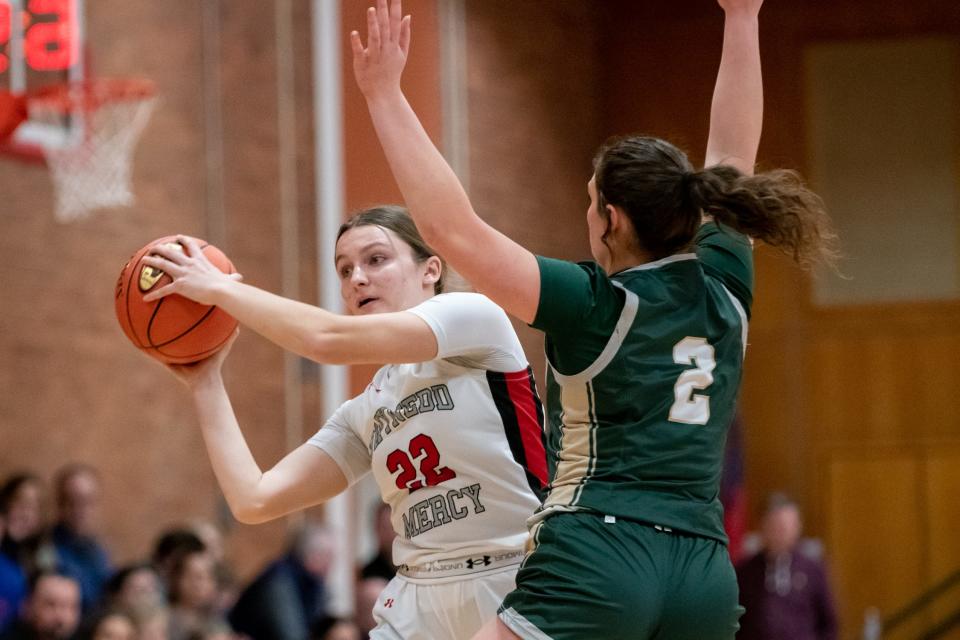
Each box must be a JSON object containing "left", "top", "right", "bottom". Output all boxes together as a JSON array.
[{"left": 531, "top": 223, "right": 753, "bottom": 542}]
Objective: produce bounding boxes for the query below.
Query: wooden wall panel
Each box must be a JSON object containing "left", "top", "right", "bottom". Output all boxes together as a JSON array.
[
  {"left": 464, "top": 0, "right": 600, "bottom": 385},
  {"left": 926, "top": 450, "right": 960, "bottom": 633},
  {"left": 828, "top": 456, "right": 927, "bottom": 639}
]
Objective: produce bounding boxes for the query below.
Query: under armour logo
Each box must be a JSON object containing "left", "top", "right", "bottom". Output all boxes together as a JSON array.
[
  {"left": 465, "top": 555, "right": 492, "bottom": 569},
  {"left": 384, "top": 598, "right": 394, "bottom": 608}
]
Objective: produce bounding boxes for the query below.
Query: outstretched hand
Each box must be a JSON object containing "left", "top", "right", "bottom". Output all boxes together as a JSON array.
[
  {"left": 141, "top": 236, "right": 241, "bottom": 306},
  {"left": 351, "top": 0, "right": 411, "bottom": 100}
]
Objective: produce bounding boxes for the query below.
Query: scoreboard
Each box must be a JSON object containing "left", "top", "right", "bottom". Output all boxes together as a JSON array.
[{"left": 0, "top": 0, "right": 84, "bottom": 92}]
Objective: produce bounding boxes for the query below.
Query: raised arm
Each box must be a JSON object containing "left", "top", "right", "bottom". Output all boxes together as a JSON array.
[
  {"left": 705, "top": 0, "right": 764, "bottom": 175},
  {"left": 351, "top": 0, "right": 541, "bottom": 324},
  {"left": 169, "top": 335, "right": 348, "bottom": 524},
  {"left": 141, "top": 236, "right": 439, "bottom": 365}
]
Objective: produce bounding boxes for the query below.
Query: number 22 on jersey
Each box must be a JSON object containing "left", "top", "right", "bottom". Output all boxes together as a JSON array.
[
  {"left": 668, "top": 337, "right": 716, "bottom": 425},
  {"left": 386, "top": 434, "right": 457, "bottom": 492}
]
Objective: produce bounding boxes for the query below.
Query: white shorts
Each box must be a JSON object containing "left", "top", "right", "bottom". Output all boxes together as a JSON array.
[{"left": 369, "top": 565, "right": 518, "bottom": 640}]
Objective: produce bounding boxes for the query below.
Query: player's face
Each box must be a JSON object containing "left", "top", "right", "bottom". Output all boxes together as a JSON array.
[
  {"left": 586, "top": 176, "right": 611, "bottom": 270},
  {"left": 335, "top": 225, "right": 437, "bottom": 315}
]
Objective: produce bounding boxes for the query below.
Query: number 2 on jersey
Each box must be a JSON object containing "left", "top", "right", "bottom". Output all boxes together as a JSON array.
[
  {"left": 386, "top": 434, "right": 457, "bottom": 492},
  {"left": 668, "top": 337, "right": 716, "bottom": 425}
]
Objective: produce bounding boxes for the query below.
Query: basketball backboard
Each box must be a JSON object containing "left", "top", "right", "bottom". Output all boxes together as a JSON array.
[{"left": 0, "top": 0, "right": 85, "bottom": 159}]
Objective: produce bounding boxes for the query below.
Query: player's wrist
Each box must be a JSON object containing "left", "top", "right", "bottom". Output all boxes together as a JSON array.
[
  {"left": 364, "top": 85, "right": 405, "bottom": 109},
  {"left": 722, "top": 10, "right": 760, "bottom": 28},
  {"left": 190, "top": 373, "right": 225, "bottom": 398},
  {"left": 210, "top": 277, "right": 240, "bottom": 308}
]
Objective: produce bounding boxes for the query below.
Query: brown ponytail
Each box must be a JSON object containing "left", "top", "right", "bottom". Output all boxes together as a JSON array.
[
  {"left": 594, "top": 135, "right": 839, "bottom": 269},
  {"left": 687, "top": 165, "right": 839, "bottom": 270}
]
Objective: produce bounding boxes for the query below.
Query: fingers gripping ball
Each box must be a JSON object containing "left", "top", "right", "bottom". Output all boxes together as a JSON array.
[{"left": 115, "top": 236, "right": 238, "bottom": 364}]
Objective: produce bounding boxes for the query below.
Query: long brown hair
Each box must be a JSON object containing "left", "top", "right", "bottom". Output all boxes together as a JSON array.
[
  {"left": 337, "top": 205, "right": 446, "bottom": 294},
  {"left": 593, "top": 135, "right": 839, "bottom": 269}
]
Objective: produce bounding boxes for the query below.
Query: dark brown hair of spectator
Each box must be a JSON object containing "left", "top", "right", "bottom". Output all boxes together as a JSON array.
[{"left": 0, "top": 472, "right": 42, "bottom": 515}]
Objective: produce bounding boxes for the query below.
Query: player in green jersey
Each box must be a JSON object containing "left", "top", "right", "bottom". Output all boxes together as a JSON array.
[{"left": 351, "top": 0, "right": 837, "bottom": 638}]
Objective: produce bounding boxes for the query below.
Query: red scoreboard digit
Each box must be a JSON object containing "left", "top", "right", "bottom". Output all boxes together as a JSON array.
[
  {"left": 0, "top": 1, "right": 11, "bottom": 75},
  {"left": 1, "top": 0, "right": 81, "bottom": 90},
  {"left": 25, "top": 0, "right": 79, "bottom": 71}
]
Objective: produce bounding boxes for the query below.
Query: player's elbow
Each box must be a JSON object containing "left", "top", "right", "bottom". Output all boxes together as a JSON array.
[
  {"left": 228, "top": 498, "right": 264, "bottom": 524},
  {"left": 231, "top": 500, "right": 276, "bottom": 525}
]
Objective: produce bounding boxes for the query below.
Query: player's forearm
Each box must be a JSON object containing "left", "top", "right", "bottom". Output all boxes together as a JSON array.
[
  {"left": 207, "top": 280, "right": 400, "bottom": 365},
  {"left": 189, "top": 380, "right": 272, "bottom": 523},
  {"left": 364, "top": 88, "right": 480, "bottom": 262},
  {"left": 705, "top": 10, "right": 762, "bottom": 175},
  {"left": 208, "top": 279, "right": 341, "bottom": 362}
]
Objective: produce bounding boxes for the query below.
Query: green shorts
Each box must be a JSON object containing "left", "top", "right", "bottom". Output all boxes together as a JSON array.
[{"left": 498, "top": 512, "right": 743, "bottom": 640}]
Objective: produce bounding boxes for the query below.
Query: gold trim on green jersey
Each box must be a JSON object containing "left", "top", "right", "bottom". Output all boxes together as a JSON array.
[
  {"left": 542, "top": 380, "right": 596, "bottom": 510},
  {"left": 720, "top": 283, "right": 749, "bottom": 358},
  {"left": 549, "top": 283, "right": 639, "bottom": 385}
]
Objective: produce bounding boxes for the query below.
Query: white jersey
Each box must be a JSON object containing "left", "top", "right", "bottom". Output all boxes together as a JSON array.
[{"left": 309, "top": 292, "right": 546, "bottom": 570}]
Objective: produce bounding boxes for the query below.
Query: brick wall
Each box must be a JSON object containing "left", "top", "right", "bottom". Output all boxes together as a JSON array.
[
  {"left": 0, "top": 0, "right": 310, "bottom": 577},
  {"left": 465, "top": 0, "right": 599, "bottom": 382}
]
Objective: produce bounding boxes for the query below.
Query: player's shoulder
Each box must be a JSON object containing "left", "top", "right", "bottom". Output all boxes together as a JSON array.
[
  {"left": 431, "top": 290, "right": 500, "bottom": 308},
  {"left": 417, "top": 291, "right": 511, "bottom": 322}
]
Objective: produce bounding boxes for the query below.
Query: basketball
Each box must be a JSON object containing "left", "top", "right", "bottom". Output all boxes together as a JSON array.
[{"left": 114, "top": 236, "right": 238, "bottom": 364}]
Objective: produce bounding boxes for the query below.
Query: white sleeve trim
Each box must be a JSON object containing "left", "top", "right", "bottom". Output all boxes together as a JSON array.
[
  {"left": 307, "top": 401, "right": 371, "bottom": 486},
  {"left": 499, "top": 607, "right": 555, "bottom": 640}
]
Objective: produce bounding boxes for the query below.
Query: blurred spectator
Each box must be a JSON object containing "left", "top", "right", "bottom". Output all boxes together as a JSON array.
[
  {"left": 101, "top": 563, "right": 163, "bottom": 616},
  {"left": 359, "top": 505, "right": 395, "bottom": 582},
  {"left": 354, "top": 577, "right": 387, "bottom": 640},
  {"left": 736, "top": 493, "right": 839, "bottom": 640},
  {"left": 0, "top": 569, "right": 81, "bottom": 640},
  {"left": 50, "top": 465, "right": 112, "bottom": 613},
  {"left": 186, "top": 521, "right": 224, "bottom": 566},
  {"left": 186, "top": 520, "right": 238, "bottom": 614},
  {"left": 0, "top": 511, "right": 27, "bottom": 634},
  {"left": 310, "top": 616, "right": 360, "bottom": 640},
  {"left": 167, "top": 549, "right": 230, "bottom": 640},
  {"left": 185, "top": 626, "right": 237, "bottom": 640},
  {"left": 228, "top": 521, "right": 332, "bottom": 640},
  {"left": 78, "top": 609, "right": 136, "bottom": 640},
  {"left": 129, "top": 606, "right": 169, "bottom": 640},
  {"left": 150, "top": 528, "right": 206, "bottom": 596},
  {"left": 0, "top": 474, "right": 50, "bottom": 577}
]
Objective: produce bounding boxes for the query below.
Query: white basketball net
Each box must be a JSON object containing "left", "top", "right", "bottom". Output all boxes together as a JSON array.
[{"left": 29, "top": 81, "right": 157, "bottom": 223}]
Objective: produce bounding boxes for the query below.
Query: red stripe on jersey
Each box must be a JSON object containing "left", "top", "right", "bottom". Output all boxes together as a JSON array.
[{"left": 502, "top": 369, "right": 549, "bottom": 488}]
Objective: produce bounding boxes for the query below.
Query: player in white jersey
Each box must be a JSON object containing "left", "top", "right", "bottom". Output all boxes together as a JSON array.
[{"left": 142, "top": 205, "right": 547, "bottom": 640}]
